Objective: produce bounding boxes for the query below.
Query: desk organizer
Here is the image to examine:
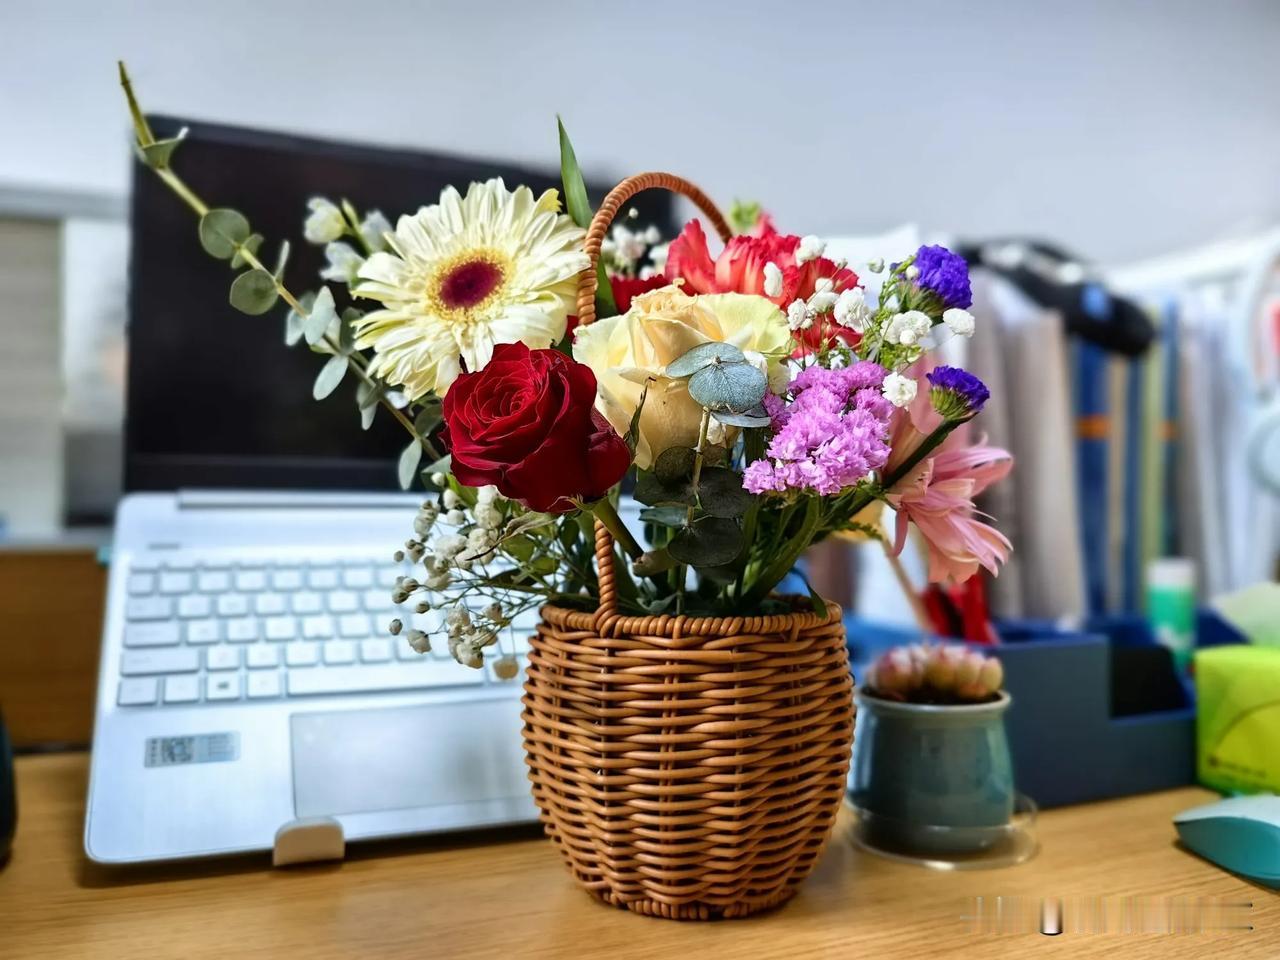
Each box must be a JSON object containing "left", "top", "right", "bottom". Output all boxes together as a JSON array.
[{"left": 845, "top": 611, "right": 1245, "bottom": 809}]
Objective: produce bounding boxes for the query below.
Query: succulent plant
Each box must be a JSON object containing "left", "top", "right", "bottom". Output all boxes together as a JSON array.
[{"left": 862, "top": 642, "right": 1004, "bottom": 704}]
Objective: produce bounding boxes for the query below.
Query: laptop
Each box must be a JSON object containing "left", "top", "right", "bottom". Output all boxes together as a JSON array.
[{"left": 84, "top": 118, "right": 669, "bottom": 864}]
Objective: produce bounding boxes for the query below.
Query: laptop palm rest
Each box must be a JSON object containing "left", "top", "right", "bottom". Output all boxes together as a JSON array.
[{"left": 290, "top": 699, "right": 530, "bottom": 819}]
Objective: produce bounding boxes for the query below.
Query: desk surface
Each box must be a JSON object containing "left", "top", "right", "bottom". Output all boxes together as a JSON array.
[{"left": 2, "top": 754, "right": 1275, "bottom": 959}]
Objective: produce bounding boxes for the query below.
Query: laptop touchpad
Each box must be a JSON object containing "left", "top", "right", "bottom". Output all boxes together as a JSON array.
[{"left": 290, "top": 700, "right": 528, "bottom": 818}]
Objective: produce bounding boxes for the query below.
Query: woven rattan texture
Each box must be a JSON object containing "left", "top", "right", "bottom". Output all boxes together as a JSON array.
[{"left": 523, "top": 173, "right": 854, "bottom": 919}]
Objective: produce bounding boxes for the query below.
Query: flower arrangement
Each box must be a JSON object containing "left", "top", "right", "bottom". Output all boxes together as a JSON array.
[
  {"left": 862, "top": 642, "right": 1005, "bottom": 704},
  {"left": 118, "top": 64, "right": 1012, "bottom": 671}
]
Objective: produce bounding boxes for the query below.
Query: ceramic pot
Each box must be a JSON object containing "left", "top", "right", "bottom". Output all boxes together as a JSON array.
[{"left": 849, "top": 690, "right": 1014, "bottom": 854}]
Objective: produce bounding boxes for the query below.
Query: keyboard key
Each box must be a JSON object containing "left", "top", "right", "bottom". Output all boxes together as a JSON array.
[
  {"left": 338, "top": 613, "right": 373, "bottom": 638},
  {"left": 124, "top": 621, "right": 180, "bottom": 648},
  {"left": 126, "top": 597, "right": 174, "bottom": 621},
  {"left": 285, "top": 643, "right": 320, "bottom": 667},
  {"left": 376, "top": 567, "right": 402, "bottom": 588},
  {"left": 216, "top": 594, "right": 250, "bottom": 617},
  {"left": 264, "top": 616, "right": 297, "bottom": 641},
  {"left": 247, "top": 672, "right": 281, "bottom": 699},
  {"left": 291, "top": 592, "right": 324, "bottom": 614},
  {"left": 158, "top": 572, "right": 194, "bottom": 594},
  {"left": 177, "top": 595, "right": 213, "bottom": 619},
  {"left": 360, "top": 638, "right": 392, "bottom": 663},
  {"left": 127, "top": 573, "right": 156, "bottom": 595},
  {"left": 271, "top": 568, "right": 304, "bottom": 590},
  {"left": 246, "top": 645, "right": 280, "bottom": 669},
  {"left": 362, "top": 589, "right": 397, "bottom": 613},
  {"left": 510, "top": 632, "right": 534, "bottom": 656},
  {"left": 205, "top": 674, "right": 241, "bottom": 701},
  {"left": 225, "top": 618, "right": 258, "bottom": 643},
  {"left": 323, "top": 640, "right": 356, "bottom": 665},
  {"left": 288, "top": 663, "right": 484, "bottom": 696},
  {"left": 199, "top": 557, "right": 232, "bottom": 571},
  {"left": 206, "top": 647, "right": 241, "bottom": 671},
  {"left": 162, "top": 556, "right": 196, "bottom": 571},
  {"left": 234, "top": 569, "right": 268, "bottom": 592},
  {"left": 254, "top": 593, "right": 288, "bottom": 615},
  {"left": 307, "top": 568, "right": 340, "bottom": 590},
  {"left": 129, "top": 555, "right": 161, "bottom": 572},
  {"left": 396, "top": 638, "right": 425, "bottom": 661},
  {"left": 121, "top": 648, "right": 199, "bottom": 676},
  {"left": 186, "top": 619, "right": 220, "bottom": 644},
  {"left": 118, "top": 677, "right": 159, "bottom": 706},
  {"left": 342, "top": 568, "right": 374, "bottom": 589},
  {"left": 327, "top": 590, "right": 360, "bottom": 613},
  {"left": 196, "top": 570, "right": 231, "bottom": 592},
  {"left": 163, "top": 674, "right": 200, "bottom": 704},
  {"left": 303, "top": 615, "right": 335, "bottom": 639}
]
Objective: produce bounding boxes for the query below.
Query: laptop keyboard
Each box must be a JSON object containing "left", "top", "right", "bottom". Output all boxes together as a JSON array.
[{"left": 114, "top": 551, "right": 531, "bottom": 707}]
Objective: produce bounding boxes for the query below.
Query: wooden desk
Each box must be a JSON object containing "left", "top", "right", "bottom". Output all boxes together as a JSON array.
[{"left": 2, "top": 754, "right": 1274, "bottom": 959}]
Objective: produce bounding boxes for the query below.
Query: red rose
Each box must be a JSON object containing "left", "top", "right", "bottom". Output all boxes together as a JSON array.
[{"left": 441, "top": 342, "right": 631, "bottom": 513}]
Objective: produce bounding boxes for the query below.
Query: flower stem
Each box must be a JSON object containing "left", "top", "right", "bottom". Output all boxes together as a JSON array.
[{"left": 589, "top": 497, "right": 644, "bottom": 561}]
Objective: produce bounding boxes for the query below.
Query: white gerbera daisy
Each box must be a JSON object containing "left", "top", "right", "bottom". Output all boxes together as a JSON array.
[{"left": 352, "top": 179, "right": 589, "bottom": 398}]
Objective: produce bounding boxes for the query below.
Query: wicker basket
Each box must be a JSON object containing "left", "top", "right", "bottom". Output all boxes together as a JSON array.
[{"left": 520, "top": 173, "right": 854, "bottom": 921}]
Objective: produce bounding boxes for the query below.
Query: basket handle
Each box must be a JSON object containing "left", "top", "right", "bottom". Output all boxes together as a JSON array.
[{"left": 576, "top": 172, "right": 733, "bottom": 617}]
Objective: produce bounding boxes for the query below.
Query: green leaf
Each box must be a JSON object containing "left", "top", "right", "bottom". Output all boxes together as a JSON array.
[
  {"left": 654, "top": 446, "right": 696, "bottom": 483},
  {"left": 340, "top": 307, "right": 360, "bottom": 353},
  {"left": 284, "top": 307, "right": 305, "bottom": 347},
  {"left": 665, "top": 341, "right": 747, "bottom": 379},
  {"left": 796, "top": 569, "right": 830, "bottom": 616},
  {"left": 230, "top": 233, "right": 264, "bottom": 269},
  {"left": 556, "top": 116, "right": 616, "bottom": 318},
  {"left": 413, "top": 399, "right": 442, "bottom": 437},
  {"left": 198, "top": 208, "right": 251, "bottom": 259},
  {"left": 667, "top": 517, "right": 743, "bottom": 567},
  {"left": 312, "top": 355, "right": 347, "bottom": 400},
  {"left": 638, "top": 505, "right": 688, "bottom": 527},
  {"left": 634, "top": 469, "right": 695, "bottom": 507},
  {"left": 356, "top": 381, "right": 378, "bottom": 429},
  {"left": 274, "top": 239, "right": 291, "bottom": 280},
  {"left": 688, "top": 361, "right": 767, "bottom": 414},
  {"left": 140, "top": 127, "right": 187, "bottom": 170},
  {"left": 625, "top": 377, "right": 653, "bottom": 455},
  {"left": 727, "top": 199, "right": 762, "bottom": 236},
  {"left": 228, "top": 269, "right": 279, "bottom": 315},
  {"left": 711, "top": 407, "right": 771, "bottom": 428},
  {"left": 397, "top": 440, "right": 423, "bottom": 490},
  {"left": 304, "top": 287, "right": 337, "bottom": 346},
  {"left": 422, "top": 454, "right": 452, "bottom": 483},
  {"left": 696, "top": 466, "right": 755, "bottom": 518},
  {"left": 631, "top": 548, "right": 677, "bottom": 577}
]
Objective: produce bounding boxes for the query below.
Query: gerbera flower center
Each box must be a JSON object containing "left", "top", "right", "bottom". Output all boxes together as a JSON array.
[{"left": 433, "top": 250, "right": 509, "bottom": 318}]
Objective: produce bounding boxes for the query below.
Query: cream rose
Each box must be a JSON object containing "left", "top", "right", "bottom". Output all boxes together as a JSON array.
[{"left": 572, "top": 285, "right": 790, "bottom": 469}]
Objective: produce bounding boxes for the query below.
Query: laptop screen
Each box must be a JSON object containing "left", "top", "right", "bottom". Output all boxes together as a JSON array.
[{"left": 126, "top": 116, "right": 673, "bottom": 492}]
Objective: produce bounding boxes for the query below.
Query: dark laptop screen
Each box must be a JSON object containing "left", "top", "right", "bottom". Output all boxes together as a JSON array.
[{"left": 126, "top": 116, "right": 673, "bottom": 492}]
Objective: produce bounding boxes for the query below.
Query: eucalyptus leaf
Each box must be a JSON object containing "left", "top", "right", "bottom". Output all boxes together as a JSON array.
[
  {"left": 696, "top": 466, "right": 756, "bottom": 518},
  {"left": 140, "top": 127, "right": 187, "bottom": 170},
  {"left": 625, "top": 377, "right": 652, "bottom": 455},
  {"left": 638, "top": 505, "right": 688, "bottom": 527},
  {"left": 414, "top": 399, "right": 442, "bottom": 436},
  {"left": 688, "top": 362, "right": 767, "bottom": 413},
  {"left": 556, "top": 117, "right": 616, "bottom": 318},
  {"left": 631, "top": 548, "right": 677, "bottom": 577},
  {"left": 356, "top": 379, "right": 381, "bottom": 411},
  {"left": 230, "top": 233, "right": 264, "bottom": 269},
  {"left": 711, "top": 407, "right": 772, "bottom": 428},
  {"left": 284, "top": 307, "right": 305, "bottom": 346},
  {"left": 340, "top": 307, "right": 360, "bottom": 353},
  {"left": 304, "top": 287, "right": 337, "bottom": 346},
  {"left": 274, "top": 239, "right": 292, "bottom": 280},
  {"left": 198, "top": 208, "right": 251, "bottom": 259},
  {"left": 634, "top": 469, "right": 695, "bottom": 507},
  {"left": 665, "top": 341, "right": 747, "bottom": 379},
  {"left": 422, "top": 454, "right": 452, "bottom": 482},
  {"left": 228, "top": 269, "right": 279, "bottom": 315},
  {"left": 397, "top": 440, "right": 423, "bottom": 490},
  {"left": 312, "top": 355, "right": 347, "bottom": 400},
  {"left": 654, "top": 446, "right": 696, "bottom": 483},
  {"left": 667, "top": 517, "right": 743, "bottom": 567},
  {"left": 360, "top": 399, "right": 377, "bottom": 430}
]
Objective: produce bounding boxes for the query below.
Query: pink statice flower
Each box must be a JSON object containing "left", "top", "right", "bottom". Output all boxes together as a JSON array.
[
  {"left": 883, "top": 399, "right": 1012, "bottom": 583},
  {"left": 743, "top": 362, "right": 892, "bottom": 496}
]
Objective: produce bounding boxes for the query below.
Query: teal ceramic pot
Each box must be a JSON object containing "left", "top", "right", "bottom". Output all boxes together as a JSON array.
[{"left": 849, "top": 690, "right": 1014, "bottom": 855}]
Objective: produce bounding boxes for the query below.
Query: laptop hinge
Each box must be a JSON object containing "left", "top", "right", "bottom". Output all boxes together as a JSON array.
[{"left": 176, "top": 489, "right": 421, "bottom": 510}]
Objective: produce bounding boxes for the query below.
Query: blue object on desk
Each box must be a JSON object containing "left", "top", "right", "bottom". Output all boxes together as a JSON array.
[
  {"left": 0, "top": 708, "right": 14, "bottom": 864},
  {"left": 1174, "top": 794, "right": 1280, "bottom": 888}
]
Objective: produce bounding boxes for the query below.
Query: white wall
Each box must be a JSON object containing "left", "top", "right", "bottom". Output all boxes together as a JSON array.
[{"left": 4, "top": 0, "right": 1280, "bottom": 263}]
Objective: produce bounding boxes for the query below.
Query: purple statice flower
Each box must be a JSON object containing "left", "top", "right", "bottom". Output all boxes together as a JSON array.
[
  {"left": 743, "top": 363, "right": 893, "bottom": 497},
  {"left": 912, "top": 244, "right": 972, "bottom": 311},
  {"left": 926, "top": 365, "right": 989, "bottom": 420}
]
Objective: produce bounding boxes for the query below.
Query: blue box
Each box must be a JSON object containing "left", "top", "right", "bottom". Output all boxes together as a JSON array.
[{"left": 845, "top": 611, "right": 1245, "bottom": 809}]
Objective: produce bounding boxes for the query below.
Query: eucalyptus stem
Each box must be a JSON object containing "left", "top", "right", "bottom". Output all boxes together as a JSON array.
[
  {"left": 676, "top": 409, "right": 713, "bottom": 616},
  {"left": 117, "top": 60, "right": 438, "bottom": 461}
]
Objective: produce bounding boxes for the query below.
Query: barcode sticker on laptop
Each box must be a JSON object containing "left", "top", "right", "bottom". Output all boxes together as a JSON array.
[{"left": 145, "top": 732, "right": 240, "bottom": 767}]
